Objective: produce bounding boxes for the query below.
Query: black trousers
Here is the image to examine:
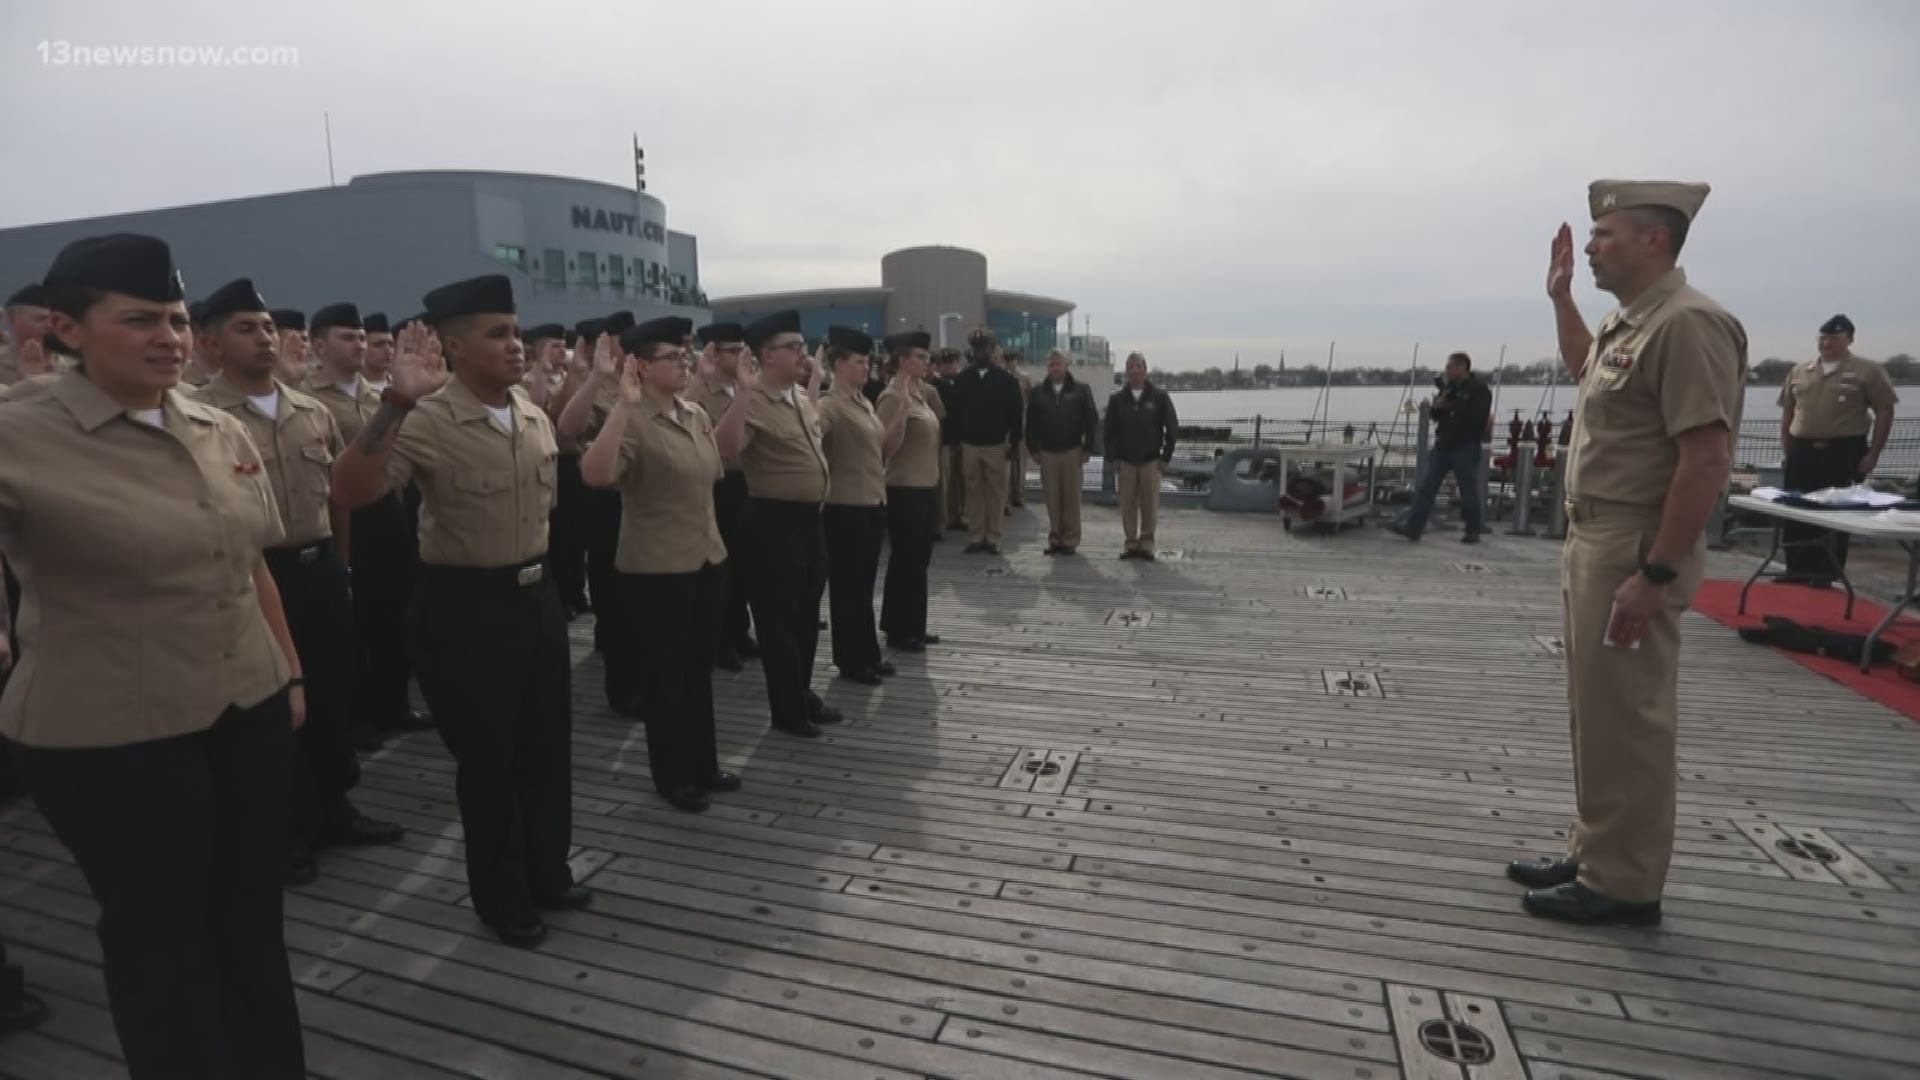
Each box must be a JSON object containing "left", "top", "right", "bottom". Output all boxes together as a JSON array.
[
  {"left": 713, "top": 471, "right": 754, "bottom": 650},
  {"left": 742, "top": 498, "right": 827, "bottom": 731},
  {"left": 0, "top": 561, "right": 20, "bottom": 801},
  {"left": 1784, "top": 434, "right": 1868, "bottom": 575},
  {"left": 616, "top": 563, "right": 724, "bottom": 793},
  {"left": 18, "top": 693, "right": 304, "bottom": 1080},
  {"left": 0, "top": 932, "right": 23, "bottom": 1013},
  {"left": 350, "top": 490, "right": 418, "bottom": 729},
  {"left": 408, "top": 561, "right": 575, "bottom": 926},
  {"left": 881, "top": 486, "right": 939, "bottom": 642},
  {"left": 549, "top": 453, "right": 589, "bottom": 608},
  {"left": 265, "top": 541, "right": 361, "bottom": 850},
  {"left": 584, "top": 487, "right": 623, "bottom": 653},
  {"left": 822, "top": 504, "right": 886, "bottom": 674}
]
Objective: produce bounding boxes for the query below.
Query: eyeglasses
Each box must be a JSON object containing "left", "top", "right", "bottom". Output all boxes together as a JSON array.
[
  {"left": 646, "top": 349, "right": 692, "bottom": 366},
  {"left": 763, "top": 338, "right": 807, "bottom": 355}
]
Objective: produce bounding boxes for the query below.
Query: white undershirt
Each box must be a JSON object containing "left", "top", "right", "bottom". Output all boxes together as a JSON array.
[
  {"left": 483, "top": 403, "right": 515, "bottom": 433},
  {"left": 1820, "top": 360, "right": 1842, "bottom": 376},
  {"left": 1130, "top": 387, "right": 1144, "bottom": 402},
  {"left": 364, "top": 377, "right": 390, "bottom": 394},
  {"left": 247, "top": 391, "right": 280, "bottom": 420},
  {"left": 129, "top": 408, "right": 164, "bottom": 427},
  {"left": 781, "top": 387, "right": 795, "bottom": 405}
]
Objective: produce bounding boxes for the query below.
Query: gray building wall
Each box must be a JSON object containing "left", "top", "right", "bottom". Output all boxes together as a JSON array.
[
  {"left": 881, "top": 246, "right": 989, "bottom": 340},
  {"left": 0, "top": 170, "right": 706, "bottom": 329}
]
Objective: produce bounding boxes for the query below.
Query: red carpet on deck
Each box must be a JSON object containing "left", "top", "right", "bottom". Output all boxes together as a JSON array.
[{"left": 1692, "top": 579, "right": 1920, "bottom": 720}]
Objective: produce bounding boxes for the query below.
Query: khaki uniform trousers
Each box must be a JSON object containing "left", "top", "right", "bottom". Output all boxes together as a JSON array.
[
  {"left": 1116, "top": 461, "right": 1162, "bottom": 553},
  {"left": 1561, "top": 498, "right": 1705, "bottom": 903},
  {"left": 962, "top": 443, "right": 1009, "bottom": 544},
  {"left": 1008, "top": 441, "right": 1028, "bottom": 506},
  {"left": 1036, "top": 450, "right": 1084, "bottom": 549},
  {"left": 944, "top": 445, "right": 968, "bottom": 528}
]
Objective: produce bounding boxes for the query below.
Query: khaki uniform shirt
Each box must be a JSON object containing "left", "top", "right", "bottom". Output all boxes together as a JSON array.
[
  {"left": 305, "top": 373, "right": 381, "bottom": 445},
  {"left": 1778, "top": 354, "right": 1897, "bottom": 440},
  {"left": 387, "top": 379, "right": 559, "bottom": 567},
  {"left": 0, "top": 374, "right": 58, "bottom": 404},
  {"left": 687, "top": 375, "right": 744, "bottom": 472},
  {"left": 0, "top": 373, "right": 292, "bottom": 747},
  {"left": 876, "top": 382, "right": 943, "bottom": 489},
  {"left": 609, "top": 393, "right": 728, "bottom": 574},
  {"left": 1565, "top": 268, "right": 1748, "bottom": 509},
  {"left": 818, "top": 387, "right": 887, "bottom": 506},
  {"left": 194, "top": 375, "right": 343, "bottom": 547},
  {"left": 739, "top": 384, "right": 830, "bottom": 503}
]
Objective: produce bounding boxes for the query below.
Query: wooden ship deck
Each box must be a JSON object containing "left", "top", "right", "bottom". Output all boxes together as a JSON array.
[{"left": 2, "top": 507, "right": 1917, "bottom": 1080}]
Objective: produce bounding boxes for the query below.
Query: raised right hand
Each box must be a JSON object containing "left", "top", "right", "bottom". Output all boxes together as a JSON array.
[
  {"left": 15, "top": 338, "right": 50, "bottom": 378},
  {"left": 390, "top": 322, "right": 449, "bottom": 403},
  {"left": 618, "top": 357, "right": 645, "bottom": 407},
  {"left": 1547, "top": 222, "right": 1575, "bottom": 301},
  {"left": 592, "top": 332, "right": 619, "bottom": 381},
  {"left": 736, "top": 355, "right": 761, "bottom": 395}
]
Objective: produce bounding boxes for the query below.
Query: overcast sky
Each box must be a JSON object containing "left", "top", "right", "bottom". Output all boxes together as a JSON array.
[{"left": 4, "top": 0, "right": 1915, "bottom": 371}]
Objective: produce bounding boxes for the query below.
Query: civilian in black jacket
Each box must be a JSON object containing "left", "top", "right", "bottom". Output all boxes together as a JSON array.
[
  {"left": 1392, "top": 351, "right": 1491, "bottom": 542},
  {"left": 947, "top": 329, "right": 1025, "bottom": 553},
  {"left": 1026, "top": 349, "right": 1100, "bottom": 554},
  {"left": 1104, "top": 352, "right": 1178, "bottom": 560}
]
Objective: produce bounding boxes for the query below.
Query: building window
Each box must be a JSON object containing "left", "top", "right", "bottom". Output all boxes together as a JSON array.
[
  {"left": 606, "top": 252, "right": 625, "bottom": 292},
  {"left": 576, "top": 250, "right": 598, "bottom": 287},
  {"left": 542, "top": 249, "right": 565, "bottom": 287},
  {"left": 491, "top": 244, "right": 526, "bottom": 270}
]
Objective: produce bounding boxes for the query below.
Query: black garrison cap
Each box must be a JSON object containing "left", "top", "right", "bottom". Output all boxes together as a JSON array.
[
  {"left": 422, "top": 274, "right": 515, "bottom": 326},
  {"left": 309, "top": 302, "right": 363, "bottom": 335},
  {"left": 826, "top": 325, "right": 873, "bottom": 355},
  {"left": 744, "top": 310, "right": 802, "bottom": 350},
  {"left": 697, "top": 321, "right": 745, "bottom": 346},
  {"left": 42, "top": 234, "right": 185, "bottom": 302},
  {"left": 4, "top": 283, "right": 48, "bottom": 308},
  {"left": 198, "top": 278, "right": 269, "bottom": 327},
  {"left": 622, "top": 316, "right": 692, "bottom": 354}
]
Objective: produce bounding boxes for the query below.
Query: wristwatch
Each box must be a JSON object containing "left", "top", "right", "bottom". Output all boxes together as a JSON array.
[
  {"left": 379, "top": 386, "right": 417, "bottom": 411},
  {"left": 1640, "top": 560, "right": 1678, "bottom": 585}
]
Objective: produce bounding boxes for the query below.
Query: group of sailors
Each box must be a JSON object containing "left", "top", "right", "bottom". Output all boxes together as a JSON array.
[{"left": 0, "top": 228, "right": 1065, "bottom": 1077}]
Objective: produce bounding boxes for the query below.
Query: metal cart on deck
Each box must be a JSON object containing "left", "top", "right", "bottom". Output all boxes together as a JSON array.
[{"left": 1277, "top": 444, "right": 1379, "bottom": 532}]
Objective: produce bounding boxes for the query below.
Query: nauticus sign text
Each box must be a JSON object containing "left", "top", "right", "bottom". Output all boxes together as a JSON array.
[{"left": 571, "top": 206, "right": 665, "bottom": 243}]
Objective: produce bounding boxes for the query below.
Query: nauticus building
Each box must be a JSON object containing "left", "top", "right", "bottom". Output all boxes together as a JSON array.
[{"left": 0, "top": 170, "right": 708, "bottom": 327}]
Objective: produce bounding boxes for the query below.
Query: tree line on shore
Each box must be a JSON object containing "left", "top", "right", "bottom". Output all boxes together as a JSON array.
[{"left": 1149, "top": 354, "right": 1920, "bottom": 391}]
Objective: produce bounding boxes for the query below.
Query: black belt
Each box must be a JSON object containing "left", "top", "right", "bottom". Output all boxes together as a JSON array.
[
  {"left": 265, "top": 539, "right": 333, "bottom": 566},
  {"left": 1792, "top": 435, "right": 1866, "bottom": 450},
  {"left": 417, "top": 557, "right": 548, "bottom": 587}
]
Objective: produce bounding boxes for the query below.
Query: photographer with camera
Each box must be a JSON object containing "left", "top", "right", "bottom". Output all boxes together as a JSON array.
[{"left": 1391, "top": 351, "right": 1492, "bottom": 543}]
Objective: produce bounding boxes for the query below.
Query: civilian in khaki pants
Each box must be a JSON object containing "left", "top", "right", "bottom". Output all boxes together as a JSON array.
[
  {"left": 948, "top": 330, "right": 1026, "bottom": 554},
  {"left": 1115, "top": 460, "right": 1162, "bottom": 555},
  {"left": 1103, "top": 353, "right": 1178, "bottom": 560},
  {"left": 1025, "top": 350, "right": 1100, "bottom": 554},
  {"left": 962, "top": 442, "right": 1009, "bottom": 547}
]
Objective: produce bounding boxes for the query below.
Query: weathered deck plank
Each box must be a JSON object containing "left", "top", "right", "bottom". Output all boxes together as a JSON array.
[{"left": 3, "top": 506, "right": 1918, "bottom": 1078}]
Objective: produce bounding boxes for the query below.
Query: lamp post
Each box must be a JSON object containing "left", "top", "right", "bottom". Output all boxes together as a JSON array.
[{"left": 938, "top": 312, "right": 964, "bottom": 348}]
